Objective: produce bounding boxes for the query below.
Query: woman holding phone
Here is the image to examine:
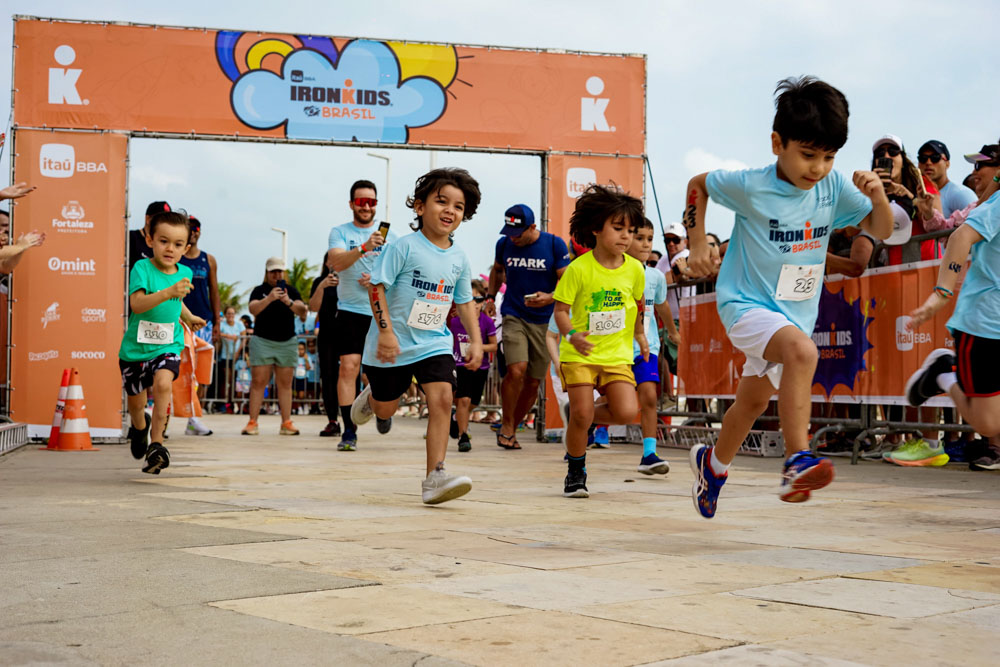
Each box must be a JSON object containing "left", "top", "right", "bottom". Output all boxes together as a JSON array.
[
  {"left": 871, "top": 135, "right": 942, "bottom": 265},
  {"left": 242, "top": 256, "right": 308, "bottom": 436}
]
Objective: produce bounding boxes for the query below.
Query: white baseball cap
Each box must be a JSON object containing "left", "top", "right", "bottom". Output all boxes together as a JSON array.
[
  {"left": 663, "top": 222, "right": 687, "bottom": 240},
  {"left": 884, "top": 202, "right": 912, "bottom": 246},
  {"left": 872, "top": 134, "right": 904, "bottom": 153}
]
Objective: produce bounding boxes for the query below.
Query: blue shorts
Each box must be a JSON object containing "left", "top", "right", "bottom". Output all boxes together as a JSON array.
[{"left": 632, "top": 353, "right": 659, "bottom": 385}]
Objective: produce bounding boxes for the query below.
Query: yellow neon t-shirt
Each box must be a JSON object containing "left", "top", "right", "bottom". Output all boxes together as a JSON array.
[{"left": 553, "top": 252, "right": 645, "bottom": 366}]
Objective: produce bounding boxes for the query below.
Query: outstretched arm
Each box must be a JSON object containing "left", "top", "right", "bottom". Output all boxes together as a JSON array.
[
  {"left": 908, "top": 223, "right": 983, "bottom": 328},
  {"left": 682, "top": 174, "right": 718, "bottom": 277}
]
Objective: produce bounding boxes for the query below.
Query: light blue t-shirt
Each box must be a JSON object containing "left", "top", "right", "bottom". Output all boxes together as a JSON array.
[
  {"left": 362, "top": 231, "right": 474, "bottom": 368},
  {"left": 948, "top": 191, "right": 1000, "bottom": 339},
  {"left": 706, "top": 165, "right": 872, "bottom": 334},
  {"left": 939, "top": 181, "right": 977, "bottom": 218},
  {"left": 328, "top": 222, "right": 398, "bottom": 315},
  {"left": 218, "top": 320, "right": 245, "bottom": 360},
  {"left": 634, "top": 265, "right": 667, "bottom": 358}
]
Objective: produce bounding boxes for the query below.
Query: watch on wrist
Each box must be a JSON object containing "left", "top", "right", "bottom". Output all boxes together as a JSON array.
[{"left": 486, "top": 294, "right": 496, "bottom": 302}]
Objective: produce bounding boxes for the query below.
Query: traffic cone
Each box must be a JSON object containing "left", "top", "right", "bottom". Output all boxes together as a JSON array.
[
  {"left": 43, "top": 368, "right": 71, "bottom": 450},
  {"left": 44, "top": 368, "right": 98, "bottom": 451}
]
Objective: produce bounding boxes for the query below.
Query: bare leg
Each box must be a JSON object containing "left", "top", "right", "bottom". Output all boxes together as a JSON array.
[
  {"left": 637, "top": 382, "right": 658, "bottom": 439},
  {"left": 764, "top": 326, "right": 818, "bottom": 457},
  {"left": 565, "top": 385, "right": 596, "bottom": 458},
  {"left": 511, "top": 377, "right": 541, "bottom": 431},
  {"left": 422, "top": 382, "right": 454, "bottom": 475},
  {"left": 715, "top": 375, "right": 777, "bottom": 465},
  {"left": 500, "top": 361, "right": 529, "bottom": 437},
  {"left": 338, "top": 354, "right": 361, "bottom": 407},
  {"left": 126, "top": 391, "right": 148, "bottom": 429},
  {"left": 948, "top": 389, "right": 1000, "bottom": 437},
  {"left": 456, "top": 396, "right": 473, "bottom": 435},
  {"left": 248, "top": 364, "right": 273, "bottom": 421},
  {"left": 592, "top": 382, "right": 639, "bottom": 425},
  {"left": 150, "top": 370, "right": 174, "bottom": 442},
  {"left": 274, "top": 366, "right": 294, "bottom": 422}
]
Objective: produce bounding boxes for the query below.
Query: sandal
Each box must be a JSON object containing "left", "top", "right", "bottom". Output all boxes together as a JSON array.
[{"left": 496, "top": 432, "right": 521, "bottom": 450}]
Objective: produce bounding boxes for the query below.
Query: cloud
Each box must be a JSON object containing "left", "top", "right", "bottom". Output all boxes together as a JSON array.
[
  {"left": 682, "top": 148, "right": 749, "bottom": 176},
  {"left": 231, "top": 40, "right": 446, "bottom": 143}
]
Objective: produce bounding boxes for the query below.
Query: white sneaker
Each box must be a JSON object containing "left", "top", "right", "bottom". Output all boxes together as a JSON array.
[
  {"left": 186, "top": 417, "right": 213, "bottom": 436},
  {"left": 351, "top": 384, "right": 374, "bottom": 426},
  {"left": 421, "top": 464, "right": 472, "bottom": 505}
]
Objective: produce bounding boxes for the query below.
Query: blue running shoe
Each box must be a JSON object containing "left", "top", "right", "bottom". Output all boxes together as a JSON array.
[
  {"left": 780, "top": 450, "right": 834, "bottom": 503},
  {"left": 337, "top": 431, "right": 358, "bottom": 452},
  {"left": 637, "top": 453, "right": 670, "bottom": 475},
  {"left": 591, "top": 425, "right": 610, "bottom": 449},
  {"left": 690, "top": 444, "right": 726, "bottom": 519}
]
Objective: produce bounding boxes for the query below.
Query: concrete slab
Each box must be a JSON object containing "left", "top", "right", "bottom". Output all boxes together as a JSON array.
[
  {"left": 847, "top": 561, "right": 1000, "bottom": 594},
  {"left": 363, "top": 610, "right": 735, "bottom": 666},
  {"left": 732, "top": 577, "right": 1000, "bottom": 618},
  {"left": 695, "top": 547, "right": 926, "bottom": 574},
  {"left": 642, "top": 644, "right": 869, "bottom": 666},
  {"left": 211, "top": 585, "right": 528, "bottom": 635}
]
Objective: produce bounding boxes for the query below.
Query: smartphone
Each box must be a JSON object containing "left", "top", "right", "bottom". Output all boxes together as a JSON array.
[
  {"left": 378, "top": 222, "right": 391, "bottom": 238},
  {"left": 524, "top": 292, "right": 539, "bottom": 301},
  {"left": 874, "top": 157, "right": 893, "bottom": 174},
  {"left": 277, "top": 279, "right": 288, "bottom": 291}
]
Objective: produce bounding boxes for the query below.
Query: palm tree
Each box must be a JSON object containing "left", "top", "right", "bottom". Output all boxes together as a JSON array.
[
  {"left": 286, "top": 257, "right": 318, "bottom": 301},
  {"left": 217, "top": 281, "right": 249, "bottom": 313}
]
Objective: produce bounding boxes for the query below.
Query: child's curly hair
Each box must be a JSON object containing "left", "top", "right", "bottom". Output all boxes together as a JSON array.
[
  {"left": 569, "top": 184, "right": 644, "bottom": 249},
  {"left": 406, "top": 168, "right": 482, "bottom": 231}
]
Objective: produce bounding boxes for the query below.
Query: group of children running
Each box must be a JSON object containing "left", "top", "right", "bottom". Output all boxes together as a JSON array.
[{"left": 118, "top": 75, "right": 1000, "bottom": 514}]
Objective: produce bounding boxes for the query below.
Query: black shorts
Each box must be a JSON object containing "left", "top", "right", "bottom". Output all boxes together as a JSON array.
[
  {"left": 293, "top": 378, "right": 309, "bottom": 393},
  {"left": 363, "top": 354, "right": 456, "bottom": 402},
  {"left": 334, "top": 310, "right": 372, "bottom": 357},
  {"left": 953, "top": 330, "right": 1000, "bottom": 397},
  {"left": 456, "top": 366, "right": 489, "bottom": 404},
  {"left": 119, "top": 353, "right": 181, "bottom": 396}
]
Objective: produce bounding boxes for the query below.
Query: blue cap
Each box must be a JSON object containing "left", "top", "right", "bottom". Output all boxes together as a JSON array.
[{"left": 501, "top": 204, "right": 534, "bottom": 237}]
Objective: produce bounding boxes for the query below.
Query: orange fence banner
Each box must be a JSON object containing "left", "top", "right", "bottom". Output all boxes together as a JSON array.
[
  {"left": 15, "top": 19, "right": 645, "bottom": 155},
  {"left": 10, "top": 130, "right": 126, "bottom": 438},
  {"left": 678, "top": 261, "right": 962, "bottom": 406}
]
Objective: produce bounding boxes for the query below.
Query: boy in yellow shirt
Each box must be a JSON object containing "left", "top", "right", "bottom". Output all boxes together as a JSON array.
[{"left": 553, "top": 185, "right": 648, "bottom": 497}]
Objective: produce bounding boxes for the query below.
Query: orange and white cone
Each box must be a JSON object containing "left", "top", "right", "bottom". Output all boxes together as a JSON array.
[
  {"left": 43, "top": 368, "right": 71, "bottom": 450},
  {"left": 45, "top": 368, "right": 98, "bottom": 452}
]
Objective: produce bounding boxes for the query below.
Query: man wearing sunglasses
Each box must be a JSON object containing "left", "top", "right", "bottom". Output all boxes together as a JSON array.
[
  {"left": 327, "top": 179, "right": 397, "bottom": 451},
  {"left": 918, "top": 140, "right": 976, "bottom": 217}
]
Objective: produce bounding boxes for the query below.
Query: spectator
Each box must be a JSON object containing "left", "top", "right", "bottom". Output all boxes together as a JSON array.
[
  {"left": 178, "top": 215, "right": 220, "bottom": 432},
  {"left": 242, "top": 257, "right": 308, "bottom": 436},
  {"left": 129, "top": 201, "right": 172, "bottom": 271},
  {"left": 217, "top": 306, "right": 244, "bottom": 407},
  {"left": 917, "top": 140, "right": 976, "bottom": 216},
  {"left": 871, "top": 135, "right": 942, "bottom": 264},
  {"left": 0, "top": 211, "right": 46, "bottom": 276},
  {"left": 309, "top": 254, "right": 342, "bottom": 437},
  {"left": 486, "top": 204, "right": 570, "bottom": 449},
  {"left": 0, "top": 182, "right": 36, "bottom": 203},
  {"left": 826, "top": 226, "right": 879, "bottom": 277},
  {"left": 922, "top": 144, "right": 1000, "bottom": 232},
  {"left": 654, "top": 222, "right": 691, "bottom": 378},
  {"left": 647, "top": 249, "right": 662, "bottom": 268}
]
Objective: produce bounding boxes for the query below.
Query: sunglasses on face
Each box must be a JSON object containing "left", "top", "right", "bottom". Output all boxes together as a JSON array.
[
  {"left": 918, "top": 153, "right": 943, "bottom": 164},
  {"left": 664, "top": 237, "right": 681, "bottom": 244},
  {"left": 873, "top": 145, "right": 901, "bottom": 158},
  {"left": 352, "top": 197, "right": 377, "bottom": 208},
  {"left": 974, "top": 161, "right": 1000, "bottom": 171},
  {"left": 473, "top": 296, "right": 486, "bottom": 303},
  {"left": 645, "top": 259, "right": 658, "bottom": 267}
]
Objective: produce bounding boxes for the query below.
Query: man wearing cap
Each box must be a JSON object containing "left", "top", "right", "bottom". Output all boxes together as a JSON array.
[
  {"left": 327, "top": 180, "right": 397, "bottom": 450},
  {"left": 243, "top": 257, "right": 307, "bottom": 436},
  {"left": 918, "top": 140, "right": 976, "bottom": 217},
  {"left": 179, "top": 215, "right": 221, "bottom": 435},
  {"left": 129, "top": 201, "right": 171, "bottom": 271},
  {"left": 486, "top": 205, "right": 570, "bottom": 449},
  {"left": 654, "top": 223, "right": 693, "bottom": 378}
]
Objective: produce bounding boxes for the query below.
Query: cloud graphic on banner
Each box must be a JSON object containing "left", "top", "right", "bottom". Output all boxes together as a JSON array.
[
  {"left": 230, "top": 41, "right": 447, "bottom": 143},
  {"left": 811, "top": 286, "right": 875, "bottom": 397}
]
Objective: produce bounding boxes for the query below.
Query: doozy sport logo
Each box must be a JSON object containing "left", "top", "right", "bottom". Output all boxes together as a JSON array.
[{"left": 216, "top": 33, "right": 457, "bottom": 143}]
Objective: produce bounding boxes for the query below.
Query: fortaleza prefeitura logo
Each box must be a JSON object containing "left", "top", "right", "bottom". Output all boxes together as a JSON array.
[
  {"left": 215, "top": 32, "right": 457, "bottom": 143},
  {"left": 810, "top": 286, "right": 875, "bottom": 396}
]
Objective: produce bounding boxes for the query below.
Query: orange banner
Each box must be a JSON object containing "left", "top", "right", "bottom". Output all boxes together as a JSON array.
[
  {"left": 15, "top": 19, "right": 645, "bottom": 155},
  {"left": 678, "top": 261, "right": 962, "bottom": 406},
  {"left": 10, "top": 130, "right": 127, "bottom": 437}
]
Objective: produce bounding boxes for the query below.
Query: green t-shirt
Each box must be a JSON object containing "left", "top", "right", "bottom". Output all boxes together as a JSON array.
[{"left": 119, "top": 259, "right": 193, "bottom": 362}]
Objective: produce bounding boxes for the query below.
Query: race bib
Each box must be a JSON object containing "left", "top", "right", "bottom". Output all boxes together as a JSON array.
[
  {"left": 588, "top": 309, "right": 626, "bottom": 334},
  {"left": 295, "top": 365, "right": 307, "bottom": 379},
  {"left": 406, "top": 300, "right": 449, "bottom": 331},
  {"left": 137, "top": 320, "right": 174, "bottom": 345},
  {"left": 459, "top": 341, "right": 471, "bottom": 359},
  {"left": 775, "top": 263, "right": 824, "bottom": 301}
]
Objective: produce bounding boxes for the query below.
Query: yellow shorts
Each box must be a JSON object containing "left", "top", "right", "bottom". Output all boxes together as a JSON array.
[{"left": 559, "top": 362, "right": 636, "bottom": 394}]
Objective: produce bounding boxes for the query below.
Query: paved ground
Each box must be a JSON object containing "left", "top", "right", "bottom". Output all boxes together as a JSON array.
[{"left": 2, "top": 414, "right": 998, "bottom": 666}]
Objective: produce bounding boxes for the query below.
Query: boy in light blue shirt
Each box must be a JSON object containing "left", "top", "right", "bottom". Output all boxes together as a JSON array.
[
  {"left": 684, "top": 76, "right": 892, "bottom": 519},
  {"left": 350, "top": 168, "right": 484, "bottom": 505}
]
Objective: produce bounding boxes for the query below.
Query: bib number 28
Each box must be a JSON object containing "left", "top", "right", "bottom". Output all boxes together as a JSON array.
[{"left": 775, "top": 263, "right": 823, "bottom": 302}]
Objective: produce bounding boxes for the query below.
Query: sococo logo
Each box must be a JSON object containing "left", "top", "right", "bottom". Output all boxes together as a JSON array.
[
  {"left": 217, "top": 33, "right": 452, "bottom": 143},
  {"left": 52, "top": 200, "right": 94, "bottom": 233},
  {"left": 39, "top": 144, "right": 107, "bottom": 179},
  {"left": 81, "top": 307, "right": 106, "bottom": 324},
  {"left": 49, "top": 45, "right": 87, "bottom": 105},
  {"left": 71, "top": 350, "right": 106, "bottom": 360},
  {"left": 48, "top": 256, "right": 96, "bottom": 276}
]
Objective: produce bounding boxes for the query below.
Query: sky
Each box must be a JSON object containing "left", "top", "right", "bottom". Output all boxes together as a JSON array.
[{"left": 3, "top": 0, "right": 998, "bottom": 307}]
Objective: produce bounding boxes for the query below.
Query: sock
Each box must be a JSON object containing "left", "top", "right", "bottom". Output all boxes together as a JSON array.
[
  {"left": 340, "top": 406, "right": 355, "bottom": 434},
  {"left": 709, "top": 448, "right": 730, "bottom": 476},
  {"left": 567, "top": 453, "right": 586, "bottom": 473},
  {"left": 642, "top": 437, "right": 657, "bottom": 457},
  {"left": 937, "top": 371, "right": 957, "bottom": 394}
]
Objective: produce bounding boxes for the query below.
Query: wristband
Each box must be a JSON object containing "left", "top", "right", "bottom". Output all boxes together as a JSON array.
[
  {"left": 359, "top": 243, "right": 367, "bottom": 253},
  {"left": 564, "top": 329, "right": 578, "bottom": 342},
  {"left": 933, "top": 285, "right": 953, "bottom": 299},
  {"left": 993, "top": 174, "right": 1000, "bottom": 183}
]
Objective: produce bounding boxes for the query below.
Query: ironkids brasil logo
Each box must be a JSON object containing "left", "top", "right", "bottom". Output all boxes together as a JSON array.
[
  {"left": 810, "top": 286, "right": 875, "bottom": 397},
  {"left": 216, "top": 32, "right": 457, "bottom": 143}
]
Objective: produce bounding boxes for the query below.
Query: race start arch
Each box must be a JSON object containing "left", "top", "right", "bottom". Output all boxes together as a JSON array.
[{"left": 8, "top": 17, "right": 647, "bottom": 437}]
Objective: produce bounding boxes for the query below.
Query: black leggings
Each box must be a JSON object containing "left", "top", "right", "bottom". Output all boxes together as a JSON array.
[{"left": 317, "top": 336, "right": 340, "bottom": 422}]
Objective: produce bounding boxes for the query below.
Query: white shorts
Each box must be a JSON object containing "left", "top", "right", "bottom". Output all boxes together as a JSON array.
[{"left": 727, "top": 308, "right": 798, "bottom": 390}]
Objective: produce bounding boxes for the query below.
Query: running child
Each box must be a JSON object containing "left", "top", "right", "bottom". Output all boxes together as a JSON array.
[
  {"left": 905, "top": 185, "right": 1000, "bottom": 466},
  {"left": 553, "top": 184, "right": 648, "bottom": 498},
  {"left": 684, "top": 76, "right": 892, "bottom": 518},
  {"left": 448, "top": 279, "right": 498, "bottom": 452},
  {"left": 293, "top": 341, "right": 312, "bottom": 414},
  {"left": 119, "top": 211, "right": 197, "bottom": 474},
  {"left": 350, "top": 168, "right": 484, "bottom": 504},
  {"left": 626, "top": 217, "right": 680, "bottom": 475}
]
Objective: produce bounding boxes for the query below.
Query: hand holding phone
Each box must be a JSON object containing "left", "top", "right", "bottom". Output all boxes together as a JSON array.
[
  {"left": 378, "top": 222, "right": 391, "bottom": 239},
  {"left": 524, "top": 292, "right": 539, "bottom": 302}
]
